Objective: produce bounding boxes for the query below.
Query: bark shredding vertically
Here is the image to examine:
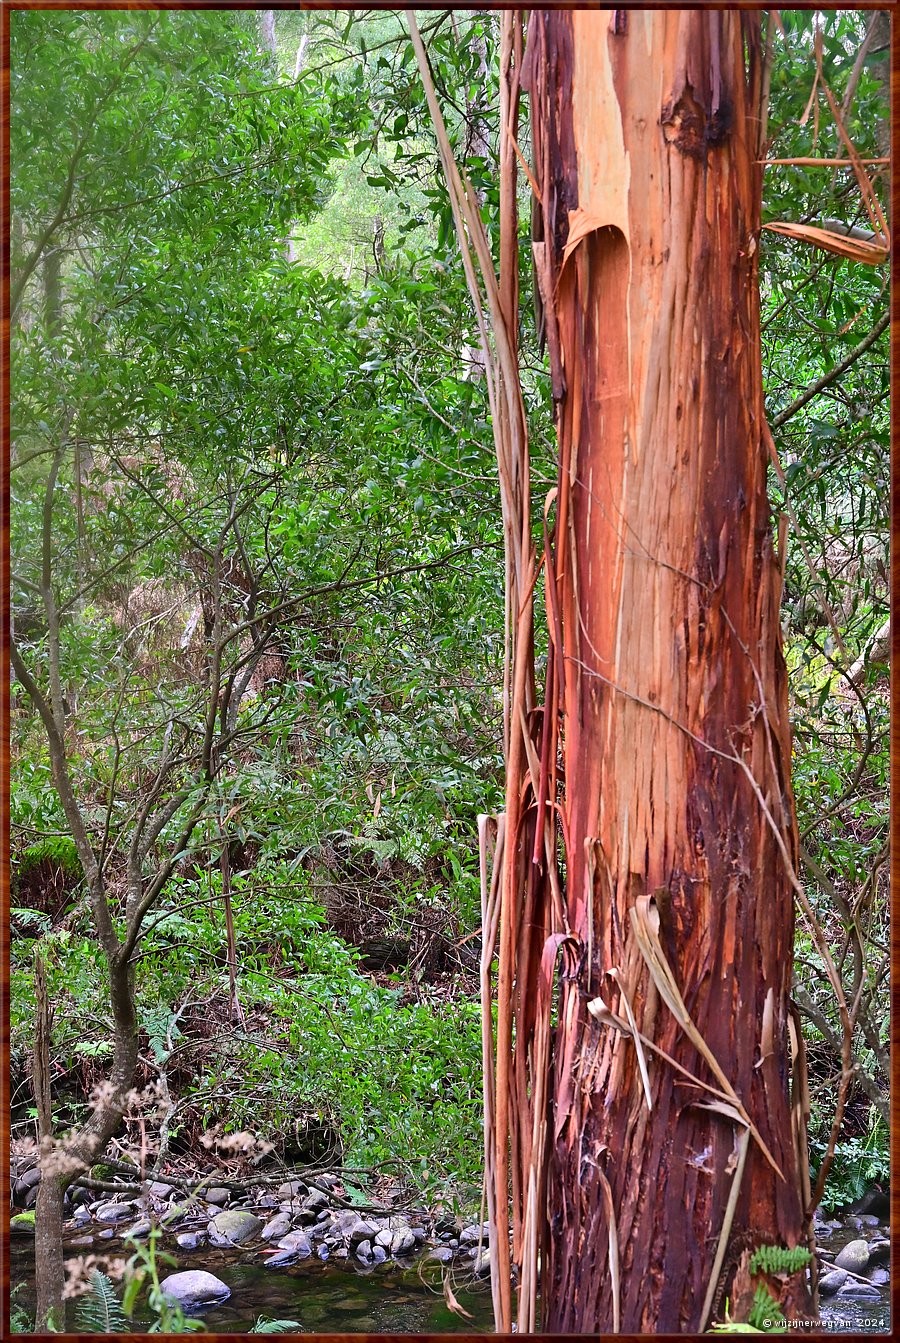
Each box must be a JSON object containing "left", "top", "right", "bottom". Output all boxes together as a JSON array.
[{"left": 519, "top": 9, "right": 811, "bottom": 1332}]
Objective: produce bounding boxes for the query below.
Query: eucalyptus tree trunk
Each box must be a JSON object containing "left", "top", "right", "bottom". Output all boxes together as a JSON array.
[{"left": 521, "top": 9, "right": 812, "bottom": 1331}]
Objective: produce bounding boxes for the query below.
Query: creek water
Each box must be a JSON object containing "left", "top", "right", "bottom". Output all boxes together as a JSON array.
[
  {"left": 11, "top": 1242, "right": 496, "bottom": 1334},
  {"left": 11, "top": 1237, "right": 889, "bottom": 1333}
]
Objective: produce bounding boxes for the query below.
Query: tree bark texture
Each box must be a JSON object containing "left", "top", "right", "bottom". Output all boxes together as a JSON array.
[
  {"left": 520, "top": 10, "right": 811, "bottom": 1331},
  {"left": 32, "top": 949, "right": 139, "bottom": 1330}
]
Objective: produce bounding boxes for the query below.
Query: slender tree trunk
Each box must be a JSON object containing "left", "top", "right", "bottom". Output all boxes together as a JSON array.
[
  {"left": 259, "top": 10, "right": 276, "bottom": 59},
  {"left": 524, "top": 10, "right": 811, "bottom": 1331},
  {"left": 33, "top": 950, "right": 66, "bottom": 1331},
  {"left": 32, "top": 948, "right": 139, "bottom": 1330}
]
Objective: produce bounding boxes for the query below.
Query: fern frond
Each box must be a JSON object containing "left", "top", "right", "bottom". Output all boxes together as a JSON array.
[
  {"left": 749, "top": 1244, "right": 812, "bottom": 1277},
  {"left": 250, "top": 1319, "right": 302, "bottom": 1333},
  {"left": 747, "top": 1284, "right": 785, "bottom": 1331},
  {"left": 74, "top": 1270, "right": 130, "bottom": 1334}
]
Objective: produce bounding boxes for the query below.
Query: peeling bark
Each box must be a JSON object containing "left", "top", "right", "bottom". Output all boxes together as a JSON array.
[{"left": 524, "top": 10, "right": 811, "bottom": 1332}]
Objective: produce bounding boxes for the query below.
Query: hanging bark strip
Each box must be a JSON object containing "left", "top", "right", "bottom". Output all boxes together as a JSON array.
[
  {"left": 407, "top": 14, "right": 549, "bottom": 1333},
  {"left": 519, "top": 10, "right": 812, "bottom": 1332}
]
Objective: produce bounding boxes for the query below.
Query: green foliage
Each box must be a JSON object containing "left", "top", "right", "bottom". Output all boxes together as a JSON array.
[
  {"left": 811, "top": 1116, "right": 889, "bottom": 1212},
  {"left": 10, "top": 1285, "right": 34, "bottom": 1334},
  {"left": 249, "top": 1321, "right": 302, "bottom": 1335},
  {"left": 17, "top": 835, "right": 82, "bottom": 876},
  {"left": 73, "top": 1272, "right": 130, "bottom": 1334},
  {"left": 8, "top": 6, "right": 890, "bottom": 1280},
  {"left": 749, "top": 1245, "right": 811, "bottom": 1277},
  {"left": 747, "top": 1284, "right": 786, "bottom": 1332}
]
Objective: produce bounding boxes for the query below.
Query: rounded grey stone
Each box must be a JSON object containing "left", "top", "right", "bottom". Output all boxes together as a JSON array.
[
  {"left": 175, "top": 1231, "right": 203, "bottom": 1251},
  {"left": 818, "top": 1269, "right": 848, "bottom": 1296},
  {"left": 262, "top": 1213, "right": 293, "bottom": 1242},
  {"left": 160, "top": 1270, "right": 231, "bottom": 1311},
  {"left": 207, "top": 1209, "right": 263, "bottom": 1247},
  {"left": 95, "top": 1201, "right": 135, "bottom": 1223},
  {"left": 837, "top": 1281, "right": 880, "bottom": 1300},
  {"left": 303, "top": 1188, "right": 329, "bottom": 1211},
  {"left": 348, "top": 1219, "right": 377, "bottom": 1245},
  {"left": 834, "top": 1239, "right": 870, "bottom": 1273},
  {"left": 276, "top": 1229, "right": 313, "bottom": 1257},
  {"left": 277, "top": 1179, "right": 308, "bottom": 1200},
  {"left": 391, "top": 1229, "right": 417, "bottom": 1256}
]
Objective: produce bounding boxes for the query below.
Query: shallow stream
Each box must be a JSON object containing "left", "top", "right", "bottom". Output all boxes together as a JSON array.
[{"left": 11, "top": 1234, "right": 889, "bottom": 1333}]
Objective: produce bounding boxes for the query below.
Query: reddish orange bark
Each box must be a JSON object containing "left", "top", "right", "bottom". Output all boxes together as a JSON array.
[{"left": 517, "top": 10, "right": 812, "bottom": 1331}]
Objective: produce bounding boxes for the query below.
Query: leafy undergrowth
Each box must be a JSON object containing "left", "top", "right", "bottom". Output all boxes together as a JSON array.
[{"left": 11, "top": 848, "right": 486, "bottom": 1211}]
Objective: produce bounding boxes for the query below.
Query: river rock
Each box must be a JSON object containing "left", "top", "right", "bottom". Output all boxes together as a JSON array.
[
  {"left": 14, "top": 1168, "right": 42, "bottom": 1203},
  {"left": 68, "top": 1236, "right": 95, "bottom": 1248},
  {"left": 348, "top": 1218, "right": 378, "bottom": 1246},
  {"left": 835, "top": 1239, "right": 870, "bottom": 1273},
  {"left": 459, "top": 1222, "right": 490, "bottom": 1246},
  {"left": 262, "top": 1212, "right": 293, "bottom": 1241},
  {"left": 98, "top": 1228, "right": 118, "bottom": 1240},
  {"left": 315, "top": 1172, "right": 340, "bottom": 1189},
  {"left": 837, "top": 1281, "right": 881, "bottom": 1300},
  {"left": 356, "top": 1239, "right": 373, "bottom": 1262},
  {"left": 818, "top": 1269, "right": 848, "bottom": 1295},
  {"left": 148, "top": 1181, "right": 173, "bottom": 1198},
  {"left": 96, "top": 1202, "right": 135, "bottom": 1223},
  {"left": 276, "top": 1229, "right": 313, "bottom": 1257},
  {"left": 391, "top": 1229, "right": 417, "bottom": 1256},
  {"left": 428, "top": 1246, "right": 453, "bottom": 1264},
  {"left": 125, "top": 1219, "right": 152, "bottom": 1238},
  {"left": 278, "top": 1179, "right": 307, "bottom": 1200},
  {"left": 72, "top": 1206, "right": 92, "bottom": 1227},
  {"left": 175, "top": 1232, "right": 203, "bottom": 1251},
  {"left": 208, "top": 1209, "right": 263, "bottom": 1246},
  {"left": 371, "top": 1245, "right": 387, "bottom": 1264},
  {"left": 867, "top": 1241, "right": 890, "bottom": 1265},
  {"left": 303, "top": 1188, "right": 330, "bottom": 1212},
  {"left": 204, "top": 1186, "right": 231, "bottom": 1207},
  {"left": 374, "top": 1228, "right": 393, "bottom": 1249},
  {"left": 266, "top": 1234, "right": 313, "bottom": 1268},
  {"left": 867, "top": 1267, "right": 890, "bottom": 1287},
  {"left": 472, "top": 1248, "right": 492, "bottom": 1276},
  {"left": 161, "top": 1270, "right": 231, "bottom": 1311},
  {"left": 161, "top": 1203, "right": 189, "bottom": 1227}
]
